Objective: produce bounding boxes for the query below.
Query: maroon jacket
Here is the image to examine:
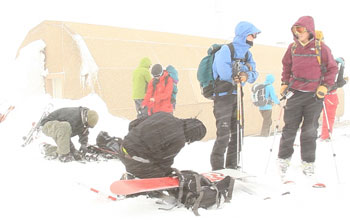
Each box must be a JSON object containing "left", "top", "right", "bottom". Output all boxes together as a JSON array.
[{"left": 281, "top": 16, "right": 338, "bottom": 92}]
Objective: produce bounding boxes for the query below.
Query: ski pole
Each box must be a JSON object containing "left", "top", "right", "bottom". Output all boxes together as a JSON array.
[
  {"left": 264, "top": 98, "right": 286, "bottom": 174},
  {"left": 239, "top": 82, "right": 244, "bottom": 168},
  {"left": 77, "top": 182, "right": 119, "bottom": 201},
  {"left": 322, "top": 101, "right": 340, "bottom": 183},
  {"left": 236, "top": 82, "right": 243, "bottom": 169}
]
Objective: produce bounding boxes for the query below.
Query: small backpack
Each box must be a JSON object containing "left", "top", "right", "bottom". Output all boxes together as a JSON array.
[
  {"left": 95, "top": 131, "right": 123, "bottom": 155},
  {"left": 333, "top": 58, "right": 347, "bottom": 89},
  {"left": 197, "top": 43, "right": 248, "bottom": 100},
  {"left": 171, "top": 170, "right": 235, "bottom": 216},
  {"left": 165, "top": 65, "right": 179, "bottom": 106},
  {"left": 251, "top": 83, "right": 271, "bottom": 107}
]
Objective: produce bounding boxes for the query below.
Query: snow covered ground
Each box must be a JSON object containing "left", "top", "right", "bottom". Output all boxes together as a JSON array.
[
  {"left": 1, "top": 94, "right": 349, "bottom": 220},
  {"left": 1, "top": 1, "right": 350, "bottom": 219}
]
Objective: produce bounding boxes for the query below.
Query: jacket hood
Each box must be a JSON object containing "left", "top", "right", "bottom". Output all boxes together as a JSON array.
[
  {"left": 265, "top": 74, "right": 275, "bottom": 84},
  {"left": 138, "top": 57, "right": 152, "bottom": 68},
  {"left": 292, "top": 16, "right": 315, "bottom": 39},
  {"left": 233, "top": 21, "right": 261, "bottom": 48}
]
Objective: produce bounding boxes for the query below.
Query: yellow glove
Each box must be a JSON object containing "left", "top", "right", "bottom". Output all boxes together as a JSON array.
[
  {"left": 316, "top": 85, "right": 328, "bottom": 99},
  {"left": 280, "top": 85, "right": 289, "bottom": 96}
]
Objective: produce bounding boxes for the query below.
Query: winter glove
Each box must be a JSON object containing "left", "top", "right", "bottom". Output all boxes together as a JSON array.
[
  {"left": 234, "top": 72, "right": 248, "bottom": 83},
  {"left": 316, "top": 85, "right": 328, "bottom": 99},
  {"left": 79, "top": 144, "right": 88, "bottom": 154},
  {"left": 280, "top": 84, "right": 289, "bottom": 96}
]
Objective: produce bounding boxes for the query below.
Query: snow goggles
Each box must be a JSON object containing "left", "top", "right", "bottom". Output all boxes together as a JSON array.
[
  {"left": 293, "top": 26, "right": 307, "bottom": 34},
  {"left": 249, "top": 33, "right": 257, "bottom": 39}
]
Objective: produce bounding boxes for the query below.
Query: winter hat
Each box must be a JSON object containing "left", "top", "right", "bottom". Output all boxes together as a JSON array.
[
  {"left": 151, "top": 64, "right": 163, "bottom": 77},
  {"left": 182, "top": 118, "right": 207, "bottom": 143},
  {"left": 87, "top": 110, "right": 99, "bottom": 128}
]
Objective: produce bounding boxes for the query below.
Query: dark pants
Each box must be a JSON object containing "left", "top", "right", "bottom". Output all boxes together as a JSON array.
[
  {"left": 134, "top": 99, "right": 148, "bottom": 119},
  {"left": 278, "top": 91, "right": 323, "bottom": 163},
  {"left": 211, "top": 94, "right": 240, "bottom": 170},
  {"left": 118, "top": 154, "right": 172, "bottom": 179},
  {"left": 259, "top": 109, "right": 272, "bottom": 136}
]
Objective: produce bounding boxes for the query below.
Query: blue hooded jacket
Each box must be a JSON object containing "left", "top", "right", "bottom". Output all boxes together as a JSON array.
[
  {"left": 212, "top": 21, "right": 260, "bottom": 96},
  {"left": 259, "top": 74, "right": 280, "bottom": 110}
]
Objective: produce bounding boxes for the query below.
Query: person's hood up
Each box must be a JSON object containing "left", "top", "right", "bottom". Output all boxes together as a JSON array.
[
  {"left": 264, "top": 74, "right": 275, "bottom": 84},
  {"left": 138, "top": 57, "right": 152, "bottom": 68},
  {"left": 233, "top": 21, "right": 261, "bottom": 48},
  {"left": 291, "top": 16, "right": 315, "bottom": 39}
]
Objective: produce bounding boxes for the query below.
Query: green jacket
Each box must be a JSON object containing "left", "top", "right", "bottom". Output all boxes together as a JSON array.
[{"left": 132, "top": 57, "right": 152, "bottom": 99}]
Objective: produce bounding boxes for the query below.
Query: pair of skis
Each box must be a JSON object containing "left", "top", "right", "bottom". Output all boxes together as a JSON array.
[
  {"left": 22, "top": 103, "right": 53, "bottom": 147},
  {"left": 0, "top": 105, "right": 15, "bottom": 123}
]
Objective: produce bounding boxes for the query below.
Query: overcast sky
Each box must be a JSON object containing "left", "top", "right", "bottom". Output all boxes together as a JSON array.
[{"left": 1, "top": 0, "right": 348, "bottom": 74}]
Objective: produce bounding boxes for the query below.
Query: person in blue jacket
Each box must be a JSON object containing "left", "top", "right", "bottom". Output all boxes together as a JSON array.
[
  {"left": 165, "top": 65, "right": 179, "bottom": 110},
  {"left": 210, "top": 21, "right": 260, "bottom": 170},
  {"left": 259, "top": 74, "right": 280, "bottom": 136}
]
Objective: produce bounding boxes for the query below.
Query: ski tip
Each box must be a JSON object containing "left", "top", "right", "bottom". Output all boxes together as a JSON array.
[
  {"left": 281, "top": 191, "right": 291, "bottom": 196},
  {"left": 283, "top": 180, "right": 295, "bottom": 185},
  {"left": 312, "top": 183, "right": 326, "bottom": 188}
]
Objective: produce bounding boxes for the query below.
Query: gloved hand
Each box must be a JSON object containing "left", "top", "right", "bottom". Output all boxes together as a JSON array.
[
  {"left": 234, "top": 72, "right": 248, "bottom": 83},
  {"left": 79, "top": 144, "right": 88, "bottom": 154},
  {"left": 316, "top": 85, "right": 328, "bottom": 99},
  {"left": 280, "top": 84, "right": 289, "bottom": 96}
]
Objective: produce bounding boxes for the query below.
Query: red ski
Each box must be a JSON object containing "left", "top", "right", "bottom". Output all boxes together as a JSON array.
[
  {"left": 0, "top": 105, "right": 15, "bottom": 123},
  {"left": 110, "top": 177, "right": 179, "bottom": 196}
]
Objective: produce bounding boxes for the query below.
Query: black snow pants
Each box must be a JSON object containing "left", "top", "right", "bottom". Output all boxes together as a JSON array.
[
  {"left": 210, "top": 94, "right": 239, "bottom": 170},
  {"left": 278, "top": 91, "right": 323, "bottom": 163}
]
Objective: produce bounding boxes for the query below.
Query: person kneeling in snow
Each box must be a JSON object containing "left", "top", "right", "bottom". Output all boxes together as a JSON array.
[
  {"left": 117, "top": 112, "right": 206, "bottom": 179},
  {"left": 40, "top": 107, "right": 99, "bottom": 162}
]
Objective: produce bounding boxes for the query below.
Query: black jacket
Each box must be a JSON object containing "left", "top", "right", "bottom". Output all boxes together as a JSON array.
[
  {"left": 40, "top": 107, "right": 90, "bottom": 146},
  {"left": 123, "top": 112, "right": 186, "bottom": 170}
]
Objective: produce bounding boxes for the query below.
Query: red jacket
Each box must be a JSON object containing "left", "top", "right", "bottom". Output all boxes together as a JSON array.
[
  {"left": 281, "top": 16, "right": 338, "bottom": 92},
  {"left": 142, "top": 71, "right": 174, "bottom": 115}
]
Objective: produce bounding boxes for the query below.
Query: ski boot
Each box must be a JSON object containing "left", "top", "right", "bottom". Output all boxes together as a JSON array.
[
  {"left": 58, "top": 153, "right": 74, "bottom": 162},
  {"left": 277, "top": 157, "right": 291, "bottom": 181},
  {"left": 301, "top": 161, "right": 315, "bottom": 176},
  {"left": 41, "top": 143, "right": 58, "bottom": 160},
  {"left": 120, "top": 172, "right": 136, "bottom": 180}
]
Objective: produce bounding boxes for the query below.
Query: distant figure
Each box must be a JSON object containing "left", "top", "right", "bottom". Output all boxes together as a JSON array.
[
  {"left": 132, "top": 57, "right": 152, "bottom": 118},
  {"left": 258, "top": 74, "right": 280, "bottom": 137},
  {"left": 166, "top": 65, "right": 179, "bottom": 110},
  {"left": 40, "top": 107, "right": 99, "bottom": 162},
  {"left": 320, "top": 56, "right": 347, "bottom": 141},
  {"left": 142, "top": 64, "right": 174, "bottom": 116}
]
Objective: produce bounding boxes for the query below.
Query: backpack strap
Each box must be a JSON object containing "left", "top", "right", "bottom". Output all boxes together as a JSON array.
[
  {"left": 289, "top": 40, "right": 327, "bottom": 88},
  {"left": 227, "top": 43, "right": 235, "bottom": 61},
  {"left": 191, "top": 174, "right": 204, "bottom": 216},
  {"left": 164, "top": 74, "right": 170, "bottom": 86}
]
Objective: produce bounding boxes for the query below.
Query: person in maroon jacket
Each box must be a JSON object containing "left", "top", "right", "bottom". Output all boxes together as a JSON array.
[
  {"left": 277, "top": 16, "right": 338, "bottom": 180},
  {"left": 142, "top": 64, "right": 174, "bottom": 116}
]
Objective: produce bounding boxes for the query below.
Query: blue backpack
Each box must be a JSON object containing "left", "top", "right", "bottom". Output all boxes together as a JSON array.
[
  {"left": 251, "top": 83, "right": 272, "bottom": 107},
  {"left": 197, "top": 43, "right": 248, "bottom": 100}
]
